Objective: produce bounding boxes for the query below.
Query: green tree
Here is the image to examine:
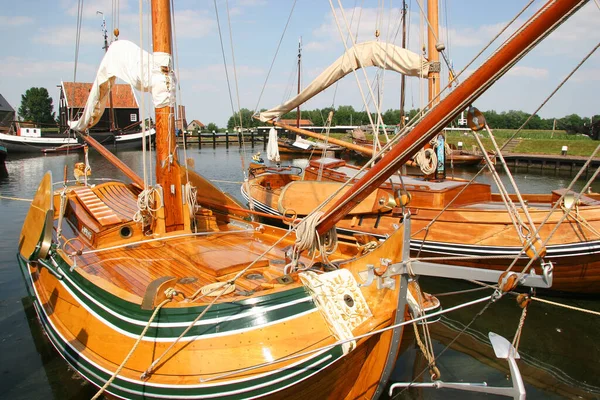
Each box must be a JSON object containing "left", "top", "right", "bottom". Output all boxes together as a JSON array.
[
  {"left": 382, "top": 109, "right": 401, "bottom": 126},
  {"left": 18, "top": 87, "right": 56, "bottom": 125},
  {"left": 227, "top": 108, "right": 260, "bottom": 130},
  {"left": 206, "top": 122, "right": 219, "bottom": 132}
]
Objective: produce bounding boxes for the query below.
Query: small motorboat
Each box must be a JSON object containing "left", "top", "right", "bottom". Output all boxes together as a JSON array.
[{"left": 41, "top": 143, "right": 87, "bottom": 154}]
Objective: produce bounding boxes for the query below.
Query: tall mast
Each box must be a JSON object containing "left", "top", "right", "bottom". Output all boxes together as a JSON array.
[
  {"left": 428, "top": 0, "right": 446, "bottom": 179},
  {"left": 427, "top": 0, "right": 440, "bottom": 107},
  {"left": 296, "top": 37, "right": 302, "bottom": 128},
  {"left": 399, "top": 0, "right": 407, "bottom": 127},
  {"left": 315, "top": 0, "right": 587, "bottom": 235},
  {"left": 98, "top": 11, "right": 116, "bottom": 132},
  {"left": 152, "top": 0, "right": 185, "bottom": 232}
]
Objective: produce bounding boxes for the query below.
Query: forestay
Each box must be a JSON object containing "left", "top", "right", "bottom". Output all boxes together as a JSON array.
[
  {"left": 69, "top": 40, "right": 175, "bottom": 132},
  {"left": 258, "top": 41, "right": 429, "bottom": 122}
]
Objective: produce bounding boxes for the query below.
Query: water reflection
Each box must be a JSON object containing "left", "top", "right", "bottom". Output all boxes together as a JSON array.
[{"left": 1, "top": 147, "right": 598, "bottom": 399}]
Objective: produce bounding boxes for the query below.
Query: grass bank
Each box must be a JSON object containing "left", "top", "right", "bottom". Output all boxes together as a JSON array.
[
  {"left": 329, "top": 130, "right": 597, "bottom": 157},
  {"left": 444, "top": 130, "right": 598, "bottom": 157}
]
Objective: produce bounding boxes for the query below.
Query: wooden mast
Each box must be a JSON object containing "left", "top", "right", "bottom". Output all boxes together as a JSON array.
[
  {"left": 152, "top": 0, "right": 185, "bottom": 232},
  {"left": 427, "top": 0, "right": 445, "bottom": 179},
  {"left": 315, "top": 0, "right": 587, "bottom": 235},
  {"left": 427, "top": 0, "right": 440, "bottom": 108}
]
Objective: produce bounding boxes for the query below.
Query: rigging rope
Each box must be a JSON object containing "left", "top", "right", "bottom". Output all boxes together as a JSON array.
[
  {"left": 93, "top": 297, "right": 172, "bottom": 400},
  {"left": 252, "top": 0, "right": 298, "bottom": 115},
  {"left": 531, "top": 296, "right": 600, "bottom": 316},
  {"left": 328, "top": 0, "right": 386, "bottom": 140}
]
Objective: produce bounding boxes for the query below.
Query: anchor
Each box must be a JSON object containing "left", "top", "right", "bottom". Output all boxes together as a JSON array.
[{"left": 389, "top": 332, "right": 526, "bottom": 399}]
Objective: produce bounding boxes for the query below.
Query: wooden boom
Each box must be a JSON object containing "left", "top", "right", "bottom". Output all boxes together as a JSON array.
[
  {"left": 267, "top": 119, "right": 376, "bottom": 157},
  {"left": 81, "top": 135, "right": 143, "bottom": 187},
  {"left": 316, "top": 0, "right": 588, "bottom": 235}
]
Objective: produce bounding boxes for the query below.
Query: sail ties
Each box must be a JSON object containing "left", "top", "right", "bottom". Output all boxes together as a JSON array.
[
  {"left": 258, "top": 41, "right": 428, "bottom": 122},
  {"left": 70, "top": 40, "right": 176, "bottom": 132}
]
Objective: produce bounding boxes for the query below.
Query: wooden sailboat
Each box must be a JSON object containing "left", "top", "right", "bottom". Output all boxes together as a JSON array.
[
  {"left": 247, "top": 0, "right": 600, "bottom": 294},
  {"left": 17, "top": 1, "right": 440, "bottom": 399},
  {"left": 245, "top": 161, "right": 600, "bottom": 293}
]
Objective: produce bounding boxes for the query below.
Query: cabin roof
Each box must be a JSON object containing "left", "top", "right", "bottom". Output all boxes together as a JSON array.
[
  {"left": 279, "top": 119, "right": 314, "bottom": 126},
  {"left": 62, "top": 82, "right": 138, "bottom": 109},
  {"left": 189, "top": 119, "right": 205, "bottom": 127},
  {"left": 0, "top": 93, "right": 15, "bottom": 113}
]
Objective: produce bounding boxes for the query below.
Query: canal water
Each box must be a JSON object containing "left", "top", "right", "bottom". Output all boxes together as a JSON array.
[{"left": 0, "top": 147, "right": 598, "bottom": 399}]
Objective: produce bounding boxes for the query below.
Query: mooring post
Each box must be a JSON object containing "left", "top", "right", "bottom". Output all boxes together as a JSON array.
[
  {"left": 212, "top": 131, "right": 216, "bottom": 148},
  {"left": 225, "top": 131, "right": 229, "bottom": 149},
  {"left": 263, "top": 129, "right": 267, "bottom": 150},
  {"left": 251, "top": 130, "right": 255, "bottom": 148}
]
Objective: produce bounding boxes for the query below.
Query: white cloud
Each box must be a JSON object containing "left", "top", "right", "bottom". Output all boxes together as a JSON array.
[
  {"left": 174, "top": 10, "right": 216, "bottom": 38},
  {"left": 506, "top": 66, "right": 549, "bottom": 79},
  {"left": 236, "top": 0, "right": 267, "bottom": 6},
  {"left": 0, "top": 16, "right": 34, "bottom": 27},
  {"left": 34, "top": 26, "right": 98, "bottom": 46},
  {"left": 64, "top": 0, "right": 131, "bottom": 19},
  {"left": 571, "top": 68, "right": 600, "bottom": 83},
  {"left": 0, "top": 56, "right": 96, "bottom": 78}
]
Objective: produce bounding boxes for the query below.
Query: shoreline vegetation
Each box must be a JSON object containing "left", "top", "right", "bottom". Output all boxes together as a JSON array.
[
  {"left": 331, "top": 129, "right": 599, "bottom": 157},
  {"left": 40, "top": 127, "right": 598, "bottom": 157}
]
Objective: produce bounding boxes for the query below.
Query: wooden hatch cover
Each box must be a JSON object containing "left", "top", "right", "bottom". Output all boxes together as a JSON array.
[{"left": 19, "top": 171, "right": 54, "bottom": 261}]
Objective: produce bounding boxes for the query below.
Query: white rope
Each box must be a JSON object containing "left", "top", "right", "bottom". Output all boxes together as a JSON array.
[
  {"left": 471, "top": 132, "right": 535, "bottom": 250},
  {"left": 413, "top": 147, "right": 437, "bottom": 175},
  {"left": 185, "top": 182, "right": 197, "bottom": 231},
  {"left": 139, "top": 0, "right": 148, "bottom": 190},
  {"left": 170, "top": 0, "right": 192, "bottom": 190},
  {"left": 328, "top": 0, "right": 384, "bottom": 139},
  {"left": 483, "top": 123, "right": 544, "bottom": 250},
  {"left": 92, "top": 297, "right": 172, "bottom": 400},
  {"left": 532, "top": 296, "right": 600, "bottom": 316},
  {"left": 132, "top": 187, "right": 162, "bottom": 227},
  {"left": 199, "top": 295, "right": 494, "bottom": 384}
]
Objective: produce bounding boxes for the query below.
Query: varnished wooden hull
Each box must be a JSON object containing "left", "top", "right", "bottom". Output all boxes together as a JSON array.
[
  {"left": 19, "top": 176, "right": 411, "bottom": 399},
  {"left": 242, "top": 172, "right": 600, "bottom": 294}
]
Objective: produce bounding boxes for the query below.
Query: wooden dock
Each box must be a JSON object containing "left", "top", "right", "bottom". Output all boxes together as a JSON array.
[
  {"left": 176, "top": 131, "right": 267, "bottom": 150},
  {"left": 502, "top": 153, "right": 600, "bottom": 176}
]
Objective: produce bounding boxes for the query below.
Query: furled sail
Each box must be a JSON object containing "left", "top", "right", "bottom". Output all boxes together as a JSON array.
[
  {"left": 258, "top": 41, "right": 428, "bottom": 122},
  {"left": 69, "top": 40, "right": 175, "bottom": 132}
]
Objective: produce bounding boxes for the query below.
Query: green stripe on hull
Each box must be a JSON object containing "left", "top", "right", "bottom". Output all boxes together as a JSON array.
[
  {"left": 32, "top": 298, "right": 344, "bottom": 399},
  {"left": 20, "top": 253, "right": 316, "bottom": 339}
]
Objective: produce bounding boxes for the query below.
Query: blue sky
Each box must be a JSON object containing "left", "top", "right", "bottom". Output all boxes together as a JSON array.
[{"left": 1, "top": 0, "right": 599, "bottom": 127}]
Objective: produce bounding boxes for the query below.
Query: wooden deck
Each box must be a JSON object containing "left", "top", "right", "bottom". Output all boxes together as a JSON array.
[{"left": 57, "top": 181, "right": 306, "bottom": 302}]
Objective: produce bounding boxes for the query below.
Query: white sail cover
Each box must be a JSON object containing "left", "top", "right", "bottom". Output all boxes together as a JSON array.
[
  {"left": 266, "top": 127, "right": 280, "bottom": 162},
  {"left": 259, "top": 41, "right": 428, "bottom": 122},
  {"left": 69, "top": 40, "right": 175, "bottom": 132}
]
